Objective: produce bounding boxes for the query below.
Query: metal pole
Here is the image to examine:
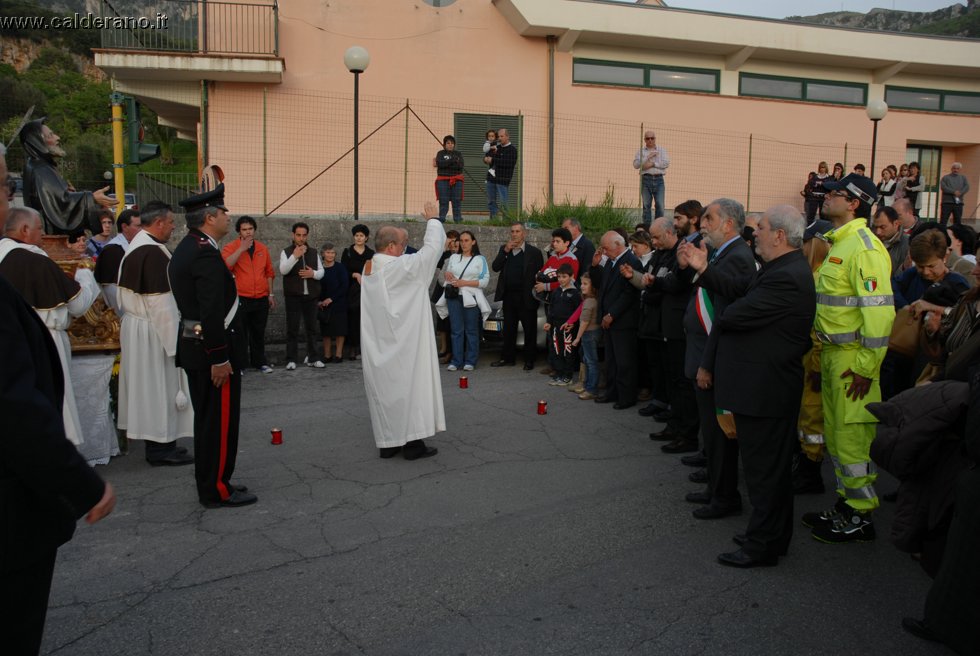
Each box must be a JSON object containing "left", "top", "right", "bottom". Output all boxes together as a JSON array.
[
  {"left": 110, "top": 92, "right": 126, "bottom": 218},
  {"left": 353, "top": 71, "right": 360, "bottom": 221},
  {"left": 403, "top": 99, "right": 409, "bottom": 218},
  {"left": 547, "top": 36, "right": 555, "bottom": 207},
  {"left": 746, "top": 134, "right": 753, "bottom": 211},
  {"left": 263, "top": 86, "right": 267, "bottom": 215},
  {"left": 869, "top": 119, "right": 879, "bottom": 183}
]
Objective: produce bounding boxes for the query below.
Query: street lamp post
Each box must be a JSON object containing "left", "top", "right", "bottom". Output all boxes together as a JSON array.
[
  {"left": 866, "top": 99, "right": 888, "bottom": 181},
  {"left": 344, "top": 46, "right": 370, "bottom": 221}
]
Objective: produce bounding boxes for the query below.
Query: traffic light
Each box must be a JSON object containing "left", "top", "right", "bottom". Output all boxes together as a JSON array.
[{"left": 124, "top": 96, "right": 160, "bottom": 165}]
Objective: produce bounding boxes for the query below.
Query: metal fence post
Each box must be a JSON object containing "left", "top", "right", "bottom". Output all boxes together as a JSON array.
[
  {"left": 746, "top": 133, "right": 753, "bottom": 211},
  {"left": 404, "top": 99, "right": 410, "bottom": 218}
]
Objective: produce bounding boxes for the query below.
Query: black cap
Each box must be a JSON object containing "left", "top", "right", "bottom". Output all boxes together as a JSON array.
[
  {"left": 804, "top": 219, "right": 833, "bottom": 240},
  {"left": 179, "top": 183, "right": 228, "bottom": 213},
  {"left": 822, "top": 173, "right": 877, "bottom": 204}
]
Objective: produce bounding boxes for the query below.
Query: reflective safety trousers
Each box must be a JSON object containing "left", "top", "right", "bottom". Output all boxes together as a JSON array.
[
  {"left": 798, "top": 338, "right": 825, "bottom": 462},
  {"left": 821, "top": 345, "right": 880, "bottom": 512}
]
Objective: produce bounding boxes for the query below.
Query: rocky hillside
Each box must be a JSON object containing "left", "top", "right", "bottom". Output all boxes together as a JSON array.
[{"left": 787, "top": 0, "right": 979, "bottom": 38}]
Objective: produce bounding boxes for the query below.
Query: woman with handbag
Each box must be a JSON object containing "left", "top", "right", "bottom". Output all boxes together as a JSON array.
[
  {"left": 441, "top": 231, "right": 490, "bottom": 371},
  {"left": 318, "top": 243, "right": 349, "bottom": 363}
]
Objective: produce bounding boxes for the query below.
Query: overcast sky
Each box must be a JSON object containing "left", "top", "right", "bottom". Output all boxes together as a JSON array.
[{"left": 641, "top": 1, "right": 960, "bottom": 19}]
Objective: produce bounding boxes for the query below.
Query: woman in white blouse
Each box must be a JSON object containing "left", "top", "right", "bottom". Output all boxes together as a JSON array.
[{"left": 442, "top": 231, "right": 490, "bottom": 371}]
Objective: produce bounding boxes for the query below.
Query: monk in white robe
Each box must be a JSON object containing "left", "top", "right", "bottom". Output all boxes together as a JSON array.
[
  {"left": 361, "top": 204, "right": 446, "bottom": 460},
  {"left": 0, "top": 208, "right": 99, "bottom": 446},
  {"left": 117, "top": 202, "right": 194, "bottom": 465}
]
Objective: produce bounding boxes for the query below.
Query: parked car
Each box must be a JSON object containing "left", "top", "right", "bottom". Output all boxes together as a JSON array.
[
  {"left": 482, "top": 299, "right": 548, "bottom": 350},
  {"left": 7, "top": 173, "right": 24, "bottom": 207},
  {"left": 107, "top": 192, "right": 138, "bottom": 210}
]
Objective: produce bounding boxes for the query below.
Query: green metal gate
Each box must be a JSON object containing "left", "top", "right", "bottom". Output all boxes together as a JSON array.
[{"left": 454, "top": 113, "right": 521, "bottom": 215}]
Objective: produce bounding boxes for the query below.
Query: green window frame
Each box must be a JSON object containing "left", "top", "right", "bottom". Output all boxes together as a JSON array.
[
  {"left": 885, "top": 85, "right": 980, "bottom": 115},
  {"left": 739, "top": 73, "right": 867, "bottom": 106},
  {"left": 572, "top": 58, "right": 720, "bottom": 94}
]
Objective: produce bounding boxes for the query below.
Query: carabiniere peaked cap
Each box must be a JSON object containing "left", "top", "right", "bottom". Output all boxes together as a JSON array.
[{"left": 179, "top": 183, "right": 228, "bottom": 213}]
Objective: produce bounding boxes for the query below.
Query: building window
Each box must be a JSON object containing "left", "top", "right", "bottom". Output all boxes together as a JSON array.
[
  {"left": 739, "top": 73, "right": 866, "bottom": 106},
  {"left": 573, "top": 59, "right": 719, "bottom": 93},
  {"left": 886, "top": 86, "right": 980, "bottom": 115},
  {"left": 647, "top": 67, "right": 717, "bottom": 93},
  {"left": 573, "top": 61, "right": 645, "bottom": 87}
]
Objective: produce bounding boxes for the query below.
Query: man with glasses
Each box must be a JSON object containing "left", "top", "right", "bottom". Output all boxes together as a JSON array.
[
  {"left": 633, "top": 131, "right": 670, "bottom": 227},
  {"left": 803, "top": 174, "right": 894, "bottom": 544}
]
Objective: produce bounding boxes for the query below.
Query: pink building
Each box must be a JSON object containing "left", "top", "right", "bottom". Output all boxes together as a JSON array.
[{"left": 96, "top": 0, "right": 980, "bottom": 219}]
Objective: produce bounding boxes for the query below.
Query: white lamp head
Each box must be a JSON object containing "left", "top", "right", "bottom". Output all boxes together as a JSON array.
[
  {"left": 344, "top": 46, "right": 370, "bottom": 74},
  {"left": 866, "top": 99, "right": 888, "bottom": 121}
]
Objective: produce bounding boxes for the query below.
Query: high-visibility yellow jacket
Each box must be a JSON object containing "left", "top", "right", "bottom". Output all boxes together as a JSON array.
[{"left": 814, "top": 218, "right": 895, "bottom": 380}]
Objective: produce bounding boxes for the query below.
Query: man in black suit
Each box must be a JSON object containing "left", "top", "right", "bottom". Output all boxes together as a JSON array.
[
  {"left": 590, "top": 231, "right": 642, "bottom": 409},
  {"left": 562, "top": 217, "right": 595, "bottom": 283},
  {"left": 491, "top": 222, "right": 544, "bottom": 370},
  {"left": 681, "top": 205, "right": 816, "bottom": 567},
  {"left": 676, "top": 199, "right": 757, "bottom": 519},
  {"left": 170, "top": 184, "right": 257, "bottom": 509},
  {"left": 0, "top": 143, "right": 116, "bottom": 655}
]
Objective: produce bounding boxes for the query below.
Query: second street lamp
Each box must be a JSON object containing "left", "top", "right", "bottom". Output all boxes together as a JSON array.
[{"left": 866, "top": 99, "right": 888, "bottom": 183}]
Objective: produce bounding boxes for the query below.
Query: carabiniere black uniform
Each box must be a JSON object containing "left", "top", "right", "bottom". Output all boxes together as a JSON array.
[{"left": 169, "top": 184, "right": 250, "bottom": 507}]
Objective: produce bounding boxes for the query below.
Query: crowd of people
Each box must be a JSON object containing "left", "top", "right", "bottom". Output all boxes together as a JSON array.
[{"left": 2, "top": 116, "right": 978, "bottom": 654}]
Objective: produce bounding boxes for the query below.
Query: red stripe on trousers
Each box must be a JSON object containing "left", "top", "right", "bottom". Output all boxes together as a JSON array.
[{"left": 216, "top": 382, "right": 231, "bottom": 500}]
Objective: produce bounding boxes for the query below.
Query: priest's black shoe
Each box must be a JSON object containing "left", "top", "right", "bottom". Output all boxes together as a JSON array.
[
  {"left": 490, "top": 359, "right": 515, "bottom": 367},
  {"left": 688, "top": 468, "right": 708, "bottom": 484},
  {"left": 685, "top": 490, "right": 711, "bottom": 504},
  {"left": 201, "top": 490, "right": 258, "bottom": 509},
  {"left": 681, "top": 453, "right": 708, "bottom": 468},
  {"left": 717, "top": 548, "right": 777, "bottom": 569},
  {"left": 593, "top": 396, "right": 614, "bottom": 404},
  {"left": 613, "top": 401, "right": 635, "bottom": 410},
  {"left": 662, "top": 438, "right": 699, "bottom": 453},
  {"left": 147, "top": 452, "right": 194, "bottom": 467},
  {"left": 379, "top": 447, "right": 401, "bottom": 459},
  {"left": 403, "top": 440, "right": 438, "bottom": 460},
  {"left": 649, "top": 428, "right": 680, "bottom": 442},
  {"left": 693, "top": 503, "right": 742, "bottom": 519},
  {"left": 901, "top": 618, "right": 941, "bottom": 643}
]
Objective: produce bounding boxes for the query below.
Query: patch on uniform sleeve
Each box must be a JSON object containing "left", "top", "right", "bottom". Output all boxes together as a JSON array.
[
  {"left": 828, "top": 256, "right": 843, "bottom": 264},
  {"left": 862, "top": 273, "right": 878, "bottom": 292}
]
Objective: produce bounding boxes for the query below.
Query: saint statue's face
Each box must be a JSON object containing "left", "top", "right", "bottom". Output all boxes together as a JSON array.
[{"left": 41, "top": 125, "right": 67, "bottom": 158}]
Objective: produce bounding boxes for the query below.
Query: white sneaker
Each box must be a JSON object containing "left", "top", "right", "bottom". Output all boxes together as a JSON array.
[
  {"left": 463, "top": 364, "right": 474, "bottom": 371},
  {"left": 286, "top": 361, "right": 297, "bottom": 370},
  {"left": 447, "top": 364, "right": 458, "bottom": 371},
  {"left": 260, "top": 365, "right": 274, "bottom": 373}
]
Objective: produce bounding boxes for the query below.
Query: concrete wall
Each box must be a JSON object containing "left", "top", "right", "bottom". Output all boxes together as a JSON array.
[{"left": 165, "top": 217, "right": 555, "bottom": 347}]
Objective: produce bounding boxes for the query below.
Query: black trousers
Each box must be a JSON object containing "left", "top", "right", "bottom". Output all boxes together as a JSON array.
[
  {"left": 186, "top": 369, "right": 241, "bottom": 504},
  {"left": 500, "top": 290, "right": 537, "bottom": 365},
  {"left": 285, "top": 295, "right": 318, "bottom": 362},
  {"left": 239, "top": 296, "right": 270, "bottom": 368},
  {"left": 695, "top": 385, "right": 740, "bottom": 507},
  {"left": 640, "top": 338, "right": 667, "bottom": 406},
  {"left": 663, "top": 339, "right": 699, "bottom": 438},
  {"left": 604, "top": 328, "right": 638, "bottom": 404},
  {"left": 1, "top": 548, "right": 57, "bottom": 656},
  {"left": 939, "top": 201, "right": 963, "bottom": 227},
  {"left": 736, "top": 413, "right": 797, "bottom": 558}
]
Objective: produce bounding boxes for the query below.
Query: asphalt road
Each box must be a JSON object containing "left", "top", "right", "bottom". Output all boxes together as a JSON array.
[{"left": 43, "top": 350, "right": 951, "bottom": 655}]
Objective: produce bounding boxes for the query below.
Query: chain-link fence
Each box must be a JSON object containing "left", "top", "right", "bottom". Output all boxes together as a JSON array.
[{"left": 189, "top": 86, "right": 971, "bottom": 221}]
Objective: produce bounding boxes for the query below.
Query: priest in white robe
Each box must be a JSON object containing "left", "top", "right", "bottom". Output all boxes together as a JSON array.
[
  {"left": 117, "top": 201, "right": 194, "bottom": 466},
  {"left": 0, "top": 207, "right": 99, "bottom": 446},
  {"left": 361, "top": 202, "right": 446, "bottom": 460}
]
